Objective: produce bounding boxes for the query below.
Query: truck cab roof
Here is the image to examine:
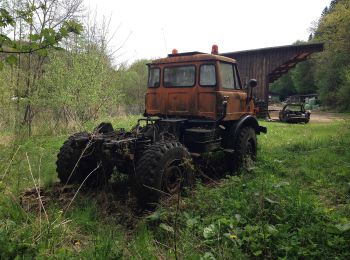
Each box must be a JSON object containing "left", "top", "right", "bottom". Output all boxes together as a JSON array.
[{"left": 150, "top": 52, "right": 236, "bottom": 65}]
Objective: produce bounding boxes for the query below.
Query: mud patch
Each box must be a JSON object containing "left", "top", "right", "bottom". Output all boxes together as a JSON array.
[
  {"left": 0, "top": 135, "right": 13, "bottom": 146},
  {"left": 19, "top": 168, "right": 224, "bottom": 231},
  {"left": 20, "top": 181, "right": 144, "bottom": 230}
]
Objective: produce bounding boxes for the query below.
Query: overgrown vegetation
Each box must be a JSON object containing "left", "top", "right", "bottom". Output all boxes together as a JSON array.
[
  {"left": 270, "top": 0, "right": 350, "bottom": 111},
  {"left": 0, "top": 0, "right": 149, "bottom": 135},
  {"left": 0, "top": 118, "right": 349, "bottom": 258},
  {"left": 1, "top": 0, "right": 349, "bottom": 258}
]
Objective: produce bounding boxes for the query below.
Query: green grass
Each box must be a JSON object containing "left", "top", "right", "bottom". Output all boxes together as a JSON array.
[{"left": 0, "top": 118, "right": 350, "bottom": 258}]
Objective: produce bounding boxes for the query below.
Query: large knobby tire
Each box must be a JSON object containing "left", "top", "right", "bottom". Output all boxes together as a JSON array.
[
  {"left": 134, "top": 141, "right": 193, "bottom": 207},
  {"left": 56, "top": 132, "right": 112, "bottom": 187},
  {"left": 226, "top": 127, "right": 257, "bottom": 172}
]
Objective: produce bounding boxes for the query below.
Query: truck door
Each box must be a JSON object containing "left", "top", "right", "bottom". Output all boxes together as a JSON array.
[
  {"left": 217, "top": 62, "right": 247, "bottom": 121},
  {"left": 146, "top": 66, "right": 161, "bottom": 115}
]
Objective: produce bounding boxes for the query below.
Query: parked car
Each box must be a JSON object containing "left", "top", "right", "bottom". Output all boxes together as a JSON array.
[{"left": 279, "top": 103, "right": 311, "bottom": 123}]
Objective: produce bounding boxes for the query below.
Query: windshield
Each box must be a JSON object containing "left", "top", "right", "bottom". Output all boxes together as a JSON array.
[
  {"left": 285, "top": 105, "right": 304, "bottom": 112},
  {"left": 164, "top": 65, "right": 195, "bottom": 87},
  {"left": 148, "top": 68, "right": 160, "bottom": 87}
]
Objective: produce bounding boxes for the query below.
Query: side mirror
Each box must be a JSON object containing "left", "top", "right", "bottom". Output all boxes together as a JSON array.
[
  {"left": 248, "top": 79, "right": 257, "bottom": 88},
  {"left": 246, "top": 79, "right": 257, "bottom": 104}
]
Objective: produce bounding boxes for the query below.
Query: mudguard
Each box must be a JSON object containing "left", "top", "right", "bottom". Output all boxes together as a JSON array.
[{"left": 233, "top": 115, "right": 267, "bottom": 137}]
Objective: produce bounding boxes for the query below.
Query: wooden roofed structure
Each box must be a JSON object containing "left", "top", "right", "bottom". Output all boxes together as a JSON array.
[{"left": 222, "top": 43, "right": 324, "bottom": 104}]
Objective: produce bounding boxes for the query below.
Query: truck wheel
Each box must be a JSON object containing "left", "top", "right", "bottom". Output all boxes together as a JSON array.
[
  {"left": 56, "top": 132, "right": 112, "bottom": 187},
  {"left": 134, "top": 141, "right": 193, "bottom": 207},
  {"left": 227, "top": 127, "right": 257, "bottom": 172}
]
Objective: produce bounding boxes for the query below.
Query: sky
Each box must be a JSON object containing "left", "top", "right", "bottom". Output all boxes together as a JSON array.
[{"left": 85, "top": 0, "right": 331, "bottom": 64}]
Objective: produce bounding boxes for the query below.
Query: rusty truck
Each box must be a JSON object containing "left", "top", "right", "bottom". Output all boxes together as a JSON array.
[{"left": 56, "top": 45, "right": 267, "bottom": 206}]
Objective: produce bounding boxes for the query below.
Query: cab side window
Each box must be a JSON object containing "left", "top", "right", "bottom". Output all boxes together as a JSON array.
[
  {"left": 220, "top": 62, "right": 235, "bottom": 89},
  {"left": 220, "top": 62, "right": 240, "bottom": 90},
  {"left": 148, "top": 68, "right": 160, "bottom": 87},
  {"left": 234, "top": 65, "right": 242, "bottom": 89}
]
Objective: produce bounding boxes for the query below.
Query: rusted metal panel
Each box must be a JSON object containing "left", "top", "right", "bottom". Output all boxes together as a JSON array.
[
  {"left": 217, "top": 90, "right": 250, "bottom": 121},
  {"left": 198, "top": 92, "right": 216, "bottom": 115},
  {"left": 145, "top": 92, "right": 161, "bottom": 114}
]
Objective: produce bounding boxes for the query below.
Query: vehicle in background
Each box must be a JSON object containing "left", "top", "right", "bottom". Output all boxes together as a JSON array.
[{"left": 279, "top": 103, "right": 311, "bottom": 124}]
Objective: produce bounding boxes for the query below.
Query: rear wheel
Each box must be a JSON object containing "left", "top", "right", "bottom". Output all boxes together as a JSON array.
[
  {"left": 134, "top": 141, "right": 193, "bottom": 207},
  {"left": 56, "top": 132, "right": 112, "bottom": 187}
]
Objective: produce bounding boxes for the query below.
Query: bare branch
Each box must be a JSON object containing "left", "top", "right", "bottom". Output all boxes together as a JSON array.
[{"left": 63, "top": 162, "right": 101, "bottom": 214}]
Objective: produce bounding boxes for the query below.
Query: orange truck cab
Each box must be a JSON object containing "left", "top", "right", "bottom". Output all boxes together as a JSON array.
[{"left": 145, "top": 47, "right": 256, "bottom": 121}]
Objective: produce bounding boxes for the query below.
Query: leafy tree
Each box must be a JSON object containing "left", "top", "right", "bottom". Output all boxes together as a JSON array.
[
  {"left": 118, "top": 59, "right": 150, "bottom": 114},
  {"left": 0, "top": 0, "right": 83, "bottom": 66},
  {"left": 337, "top": 66, "right": 350, "bottom": 110},
  {"left": 313, "top": 0, "right": 350, "bottom": 110},
  {"left": 291, "top": 60, "right": 317, "bottom": 95},
  {"left": 269, "top": 73, "right": 296, "bottom": 101},
  {"left": 0, "top": 0, "right": 83, "bottom": 134},
  {"left": 38, "top": 49, "right": 121, "bottom": 125},
  {"left": 272, "top": 0, "right": 350, "bottom": 110}
]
